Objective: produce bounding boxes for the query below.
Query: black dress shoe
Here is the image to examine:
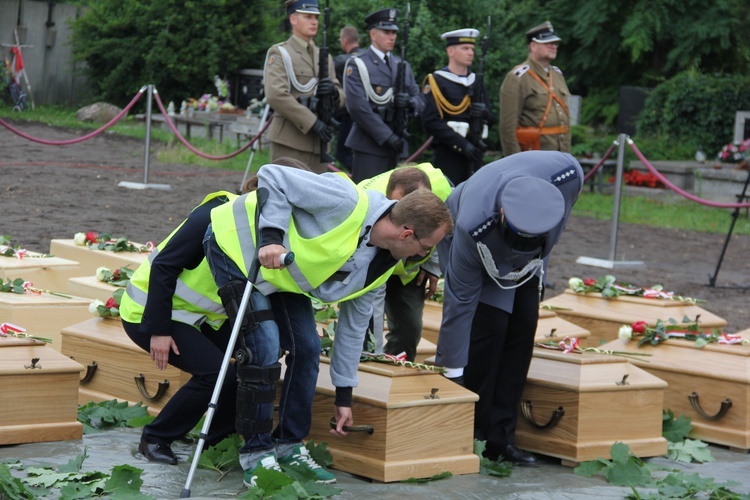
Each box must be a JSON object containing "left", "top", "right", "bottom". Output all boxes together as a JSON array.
[
  {"left": 499, "top": 444, "right": 538, "bottom": 467},
  {"left": 138, "top": 437, "right": 178, "bottom": 465}
]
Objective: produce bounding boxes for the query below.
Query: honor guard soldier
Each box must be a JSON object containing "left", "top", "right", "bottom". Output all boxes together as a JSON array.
[
  {"left": 344, "top": 7, "right": 424, "bottom": 182},
  {"left": 499, "top": 21, "right": 571, "bottom": 156},
  {"left": 263, "top": 0, "right": 345, "bottom": 173},
  {"left": 435, "top": 151, "right": 583, "bottom": 466},
  {"left": 333, "top": 26, "right": 365, "bottom": 171},
  {"left": 422, "top": 28, "right": 494, "bottom": 185}
]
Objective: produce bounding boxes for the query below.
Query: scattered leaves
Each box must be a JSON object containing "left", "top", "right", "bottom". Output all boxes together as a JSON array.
[{"left": 77, "top": 399, "right": 150, "bottom": 434}]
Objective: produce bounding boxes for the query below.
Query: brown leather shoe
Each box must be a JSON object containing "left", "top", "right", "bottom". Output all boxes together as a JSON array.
[{"left": 138, "top": 437, "right": 177, "bottom": 465}]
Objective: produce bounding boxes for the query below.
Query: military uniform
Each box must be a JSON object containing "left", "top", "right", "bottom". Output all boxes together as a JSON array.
[
  {"left": 499, "top": 22, "right": 571, "bottom": 156},
  {"left": 436, "top": 151, "right": 583, "bottom": 462},
  {"left": 333, "top": 45, "right": 366, "bottom": 171},
  {"left": 263, "top": 1, "right": 344, "bottom": 173},
  {"left": 422, "top": 29, "right": 495, "bottom": 185},
  {"left": 344, "top": 8, "right": 424, "bottom": 182}
]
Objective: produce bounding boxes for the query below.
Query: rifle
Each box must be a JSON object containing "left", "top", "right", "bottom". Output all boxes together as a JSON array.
[
  {"left": 391, "top": 2, "right": 411, "bottom": 164},
  {"left": 466, "top": 16, "right": 491, "bottom": 174},
  {"left": 316, "top": 0, "right": 339, "bottom": 163}
]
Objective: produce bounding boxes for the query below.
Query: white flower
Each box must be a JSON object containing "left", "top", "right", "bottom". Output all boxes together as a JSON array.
[
  {"left": 88, "top": 299, "right": 104, "bottom": 316},
  {"left": 74, "top": 232, "right": 87, "bottom": 246},
  {"left": 618, "top": 325, "right": 634, "bottom": 341},
  {"left": 568, "top": 277, "right": 584, "bottom": 291},
  {"left": 95, "top": 267, "right": 110, "bottom": 282}
]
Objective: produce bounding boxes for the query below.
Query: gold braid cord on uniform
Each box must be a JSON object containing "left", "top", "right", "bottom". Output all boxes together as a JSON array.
[
  {"left": 515, "top": 69, "right": 569, "bottom": 151},
  {"left": 425, "top": 73, "right": 471, "bottom": 119}
]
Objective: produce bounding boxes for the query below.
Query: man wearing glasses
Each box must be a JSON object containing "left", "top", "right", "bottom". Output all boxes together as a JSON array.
[{"left": 499, "top": 21, "right": 571, "bottom": 156}]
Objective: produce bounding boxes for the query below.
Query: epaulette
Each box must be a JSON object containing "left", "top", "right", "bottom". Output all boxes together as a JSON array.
[
  {"left": 513, "top": 64, "right": 530, "bottom": 78},
  {"left": 470, "top": 214, "right": 499, "bottom": 241},
  {"left": 551, "top": 65, "right": 564, "bottom": 75},
  {"left": 550, "top": 166, "right": 578, "bottom": 186}
]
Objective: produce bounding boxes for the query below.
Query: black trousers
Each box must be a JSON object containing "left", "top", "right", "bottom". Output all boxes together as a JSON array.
[
  {"left": 122, "top": 319, "right": 237, "bottom": 447},
  {"left": 431, "top": 144, "right": 471, "bottom": 187},
  {"left": 350, "top": 150, "right": 398, "bottom": 184},
  {"left": 464, "top": 277, "right": 539, "bottom": 447},
  {"left": 383, "top": 275, "right": 425, "bottom": 362}
]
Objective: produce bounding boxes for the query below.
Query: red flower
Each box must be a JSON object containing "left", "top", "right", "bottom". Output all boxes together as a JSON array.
[
  {"left": 85, "top": 231, "right": 99, "bottom": 244},
  {"left": 584, "top": 278, "right": 596, "bottom": 286},
  {"left": 105, "top": 297, "right": 119, "bottom": 310},
  {"left": 632, "top": 320, "right": 648, "bottom": 334}
]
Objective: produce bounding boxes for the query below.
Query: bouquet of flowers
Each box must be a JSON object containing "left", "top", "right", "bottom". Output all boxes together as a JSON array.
[
  {"left": 95, "top": 266, "right": 134, "bottom": 287},
  {"left": 89, "top": 288, "right": 124, "bottom": 318},
  {"left": 1, "top": 277, "right": 72, "bottom": 298},
  {"left": 0, "top": 322, "right": 52, "bottom": 343},
  {"left": 73, "top": 231, "right": 154, "bottom": 253},
  {"left": 0, "top": 235, "right": 50, "bottom": 259},
  {"left": 716, "top": 139, "right": 750, "bottom": 163},
  {"left": 617, "top": 317, "right": 747, "bottom": 348},
  {"left": 567, "top": 275, "right": 703, "bottom": 304}
]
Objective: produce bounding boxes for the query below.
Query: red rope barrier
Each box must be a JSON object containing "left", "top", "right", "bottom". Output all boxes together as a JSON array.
[
  {"left": 628, "top": 139, "right": 750, "bottom": 209},
  {"left": 582, "top": 142, "right": 617, "bottom": 182},
  {"left": 152, "top": 89, "right": 269, "bottom": 160},
  {"left": 0, "top": 88, "right": 145, "bottom": 145},
  {"left": 406, "top": 136, "right": 434, "bottom": 163}
]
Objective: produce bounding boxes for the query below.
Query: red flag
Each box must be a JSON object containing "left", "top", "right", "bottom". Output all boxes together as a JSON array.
[{"left": 10, "top": 46, "right": 24, "bottom": 73}]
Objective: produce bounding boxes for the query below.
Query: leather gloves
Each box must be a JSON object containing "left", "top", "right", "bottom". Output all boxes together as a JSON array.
[
  {"left": 385, "top": 133, "right": 406, "bottom": 153},
  {"left": 463, "top": 142, "right": 484, "bottom": 163},
  {"left": 316, "top": 78, "right": 335, "bottom": 97},
  {"left": 469, "top": 102, "right": 488, "bottom": 120},
  {"left": 312, "top": 119, "right": 333, "bottom": 142},
  {"left": 394, "top": 92, "right": 411, "bottom": 110}
]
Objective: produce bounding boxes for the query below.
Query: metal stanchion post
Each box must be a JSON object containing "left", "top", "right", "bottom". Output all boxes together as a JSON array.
[
  {"left": 119, "top": 84, "right": 172, "bottom": 191},
  {"left": 576, "top": 133, "right": 645, "bottom": 269}
]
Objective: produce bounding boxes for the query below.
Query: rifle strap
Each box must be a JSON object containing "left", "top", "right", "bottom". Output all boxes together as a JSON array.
[
  {"left": 351, "top": 58, "right": 393, "bottom": 106},
  {"left": 276, "top": 45, "right": 318, "bottom": 94},
  {"left": 425, "top": 73, "right": 471, "bottom": 119}
]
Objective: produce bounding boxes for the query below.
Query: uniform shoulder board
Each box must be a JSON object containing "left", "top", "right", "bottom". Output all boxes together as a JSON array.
[
  {"left": 551, "top": 65, "right": 564, "bottom": 75},
  {"left": 513, "top": 64, "right": 530, "bottom": 78},
  {"left": 550, "top": 166, "right": 578, "bottom": 186},
  {"left": 469, "top": 214, "right": 499, "bottom": 241}
]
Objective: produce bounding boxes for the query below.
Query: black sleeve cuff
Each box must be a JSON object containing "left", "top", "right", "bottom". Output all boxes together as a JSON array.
[
  {"left": 260, "top": 228, "right": 284, "bottom": 247},
  {"left": 334, "top": 386, "right": 353, "bottom": 407}
]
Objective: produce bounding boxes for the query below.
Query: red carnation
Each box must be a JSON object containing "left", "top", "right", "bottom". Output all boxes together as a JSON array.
[
  {"left": 105, "top": 297, "right": 119, "bottom": 310},
  {"left": 631, "top": 320, "right": 648, "bottom": 334},
  {"left": 584, "top": 278, "right": 596, "bottom": 286},
  {"left": 85, "top": 231, "right": 99, "bottom": 244}
]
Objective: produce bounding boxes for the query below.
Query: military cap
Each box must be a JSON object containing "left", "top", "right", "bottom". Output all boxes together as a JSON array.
[
  {"left": 365, "top": 8, "right": 399, "bottom": 31},
  {"left": 525, "top": 21, "right": 562, "bottom": 43},
  {"left": 285, "top": 0, "right": 320, "bottom": 16},
  {"left": 441, "top": 28, "right": 479, "bottom": 47},
  {"left": 500, "top": 177, "right": 564, "bottom": 252}
]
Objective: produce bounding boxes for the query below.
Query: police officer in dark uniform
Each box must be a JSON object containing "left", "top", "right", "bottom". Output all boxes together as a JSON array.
[
  {"left": 344, "top": 8, "right": 424, "bottom": 183},
  {"left": 435, "top": 151, "right": 583, "bottom": 466},
  {"left": 422, "top": 28, "right": 494, "bottom": 186}
]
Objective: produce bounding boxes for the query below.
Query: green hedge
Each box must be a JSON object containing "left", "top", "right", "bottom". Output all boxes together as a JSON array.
[{"left": 637, "top": 73, "right": 750, "bottom": 157}]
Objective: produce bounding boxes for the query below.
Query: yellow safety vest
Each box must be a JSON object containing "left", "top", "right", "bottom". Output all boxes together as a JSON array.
[
  {"left": 359, "top": 163, "right": 453, "bottom": 284},
  {"left": 120, "top": 191, "right": 237, "bottom": 330}
]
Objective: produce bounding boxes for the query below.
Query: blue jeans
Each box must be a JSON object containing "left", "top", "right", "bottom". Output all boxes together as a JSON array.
[{"left": 204, "top": 227, "right": 321, "bottom": 455}]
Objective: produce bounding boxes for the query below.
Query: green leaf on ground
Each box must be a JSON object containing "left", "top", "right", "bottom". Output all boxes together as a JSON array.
[
  {"left": 306, "top": 439, "right": 334, "bottom": 468},
  {"left": 667, "top": 438, "right": 714, "bottom": 463},
  {"left": 0, "top": 463, "right": 35, "bottom": 500},
  {"left": 103, "top": 464, "right": 154, "bottom": 499},
  {"left": 194, "top": 434, "right": 242, "bottom": 473},
  {"left": 662, "top": 409, "right": 693, "bottom": 443},
  {"left": 77, "top": 399, "right": 150, "bottom": 432}
]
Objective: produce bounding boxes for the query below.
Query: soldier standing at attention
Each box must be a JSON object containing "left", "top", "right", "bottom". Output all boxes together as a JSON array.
[
  {"left": 333, "top": 26, "right": 365, "bottom": 172},
  {"left": 499, "top": 21, "right": 570, "bottom": 156},
  {"left": 422, "top": 28, "right": 494, "bottom": 186},
  {"left": 263, "top": 0, "right": 344, "bottom": 173},
  {"left": 344, "top": 8, "right": 424, "bottom": 183}
]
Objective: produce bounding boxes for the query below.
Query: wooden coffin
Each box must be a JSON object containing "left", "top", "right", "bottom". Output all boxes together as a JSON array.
[
  {"left": 422, "top": 300, "right": 591, "bottom": 346},
  {"left": 304, "top": 357, "right": 479, "bottom": 482},
  {"left": 542, "top": 289, "right": 727, "bottom": 347},
  {"left": 1, "top": 250, "right": 82, "bottom": 292},
  {"left": 601, "top": 332, "right": 750, "bottom": 452},
  {"left": 60, "top": 317, "right": 190, "bottom": 416},
  {"left": 0, "top": 336, "right": 84, "bottom": 445},
  {"left": 67, "top": 275, "right": 123, "bottom": 302},
  {"left": 49, "top": 239, "right": 150, "bottom": 277},
  {"left": 516, "top": 348, "right": 668, "bottom": 465},
  {"left": 0, "top": 291, "right": 93, "bottom": 352}
]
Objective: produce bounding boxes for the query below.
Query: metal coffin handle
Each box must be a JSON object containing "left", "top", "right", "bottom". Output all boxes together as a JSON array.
[
  {"left": 688, "top": 392, "right": 732, "bottom": 421},
  {"left": 521, "top": 401, "right": 565, "bottom": 430},
  {"left": 69, "top": 356, "right": 98, "bottom": 384},
  {"left": 329, "top": 417, "right": 374, "bottom": 435},
  {"left": 134, "top": 374, "right": 170, "bottom": 402}
]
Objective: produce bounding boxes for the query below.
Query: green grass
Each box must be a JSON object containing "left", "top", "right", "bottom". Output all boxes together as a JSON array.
[
  {"left": 573, "top": 192, "right": 750, "bottom": 235},
  {"left": 3, "top": 104, "right": 748, "bottom": 235}
]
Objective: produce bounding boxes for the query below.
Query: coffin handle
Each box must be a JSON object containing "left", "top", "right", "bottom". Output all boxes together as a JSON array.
[
  {"left": 134, "top": 374, "right": 170, "bottom": 402},
  {"left": 688, "top": 392, "right": 732, "bottom": 421},
  {"left": 329, "top": 417, "right": 374, "bottom": 435},
  {"left": 69, "top": 356, "right": 98, "bottom": 384},
  {"left": 521, "top": 401, "right": 565, "bottom": 430}
]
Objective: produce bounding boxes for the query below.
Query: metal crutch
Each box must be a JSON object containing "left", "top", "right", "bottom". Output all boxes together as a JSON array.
[{"left": 181, "top": 187, "right": 294, "bottom": 497}]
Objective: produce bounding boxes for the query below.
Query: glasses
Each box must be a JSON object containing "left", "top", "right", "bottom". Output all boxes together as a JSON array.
[{"left": 405, "top": 227, "right": 432, "bottom": 254}]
